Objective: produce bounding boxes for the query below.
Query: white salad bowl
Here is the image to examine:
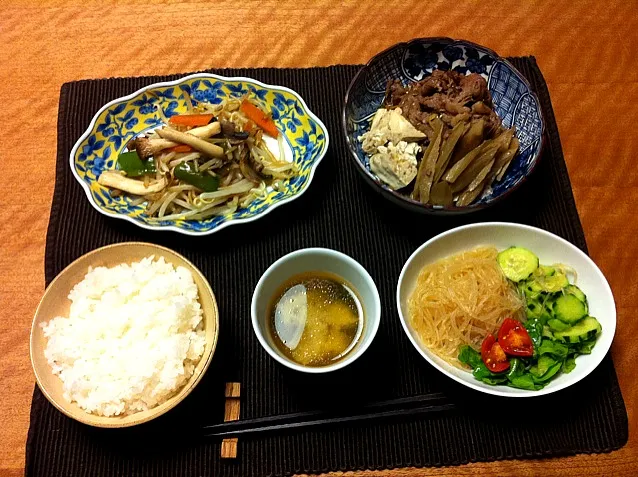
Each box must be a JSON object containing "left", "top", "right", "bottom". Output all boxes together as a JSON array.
[{"left": 396, "top": 222, "right": 616, "bottom": 397}]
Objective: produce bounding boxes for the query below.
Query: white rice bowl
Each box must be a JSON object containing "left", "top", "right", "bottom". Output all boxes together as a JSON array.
[{"left": 41, "top": 256, "right": 206, "bottom": 417}]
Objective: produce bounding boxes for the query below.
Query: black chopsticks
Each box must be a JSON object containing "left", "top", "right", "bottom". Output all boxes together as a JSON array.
[{"left": 202, "top": 393, "right": 455, "bottom": 438}]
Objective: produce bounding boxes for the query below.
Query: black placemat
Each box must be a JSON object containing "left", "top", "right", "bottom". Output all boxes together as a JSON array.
[{"left": 27, "top": 60, "right": 628, "bottom": 477}]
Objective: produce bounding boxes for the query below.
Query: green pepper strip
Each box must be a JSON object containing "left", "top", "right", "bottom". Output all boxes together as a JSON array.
[
  {"left": 117, "top": 151, "right": 156, "bottom": 177},
  {"left": 174, "top": 163, "right": 219, "bottom": 192}
]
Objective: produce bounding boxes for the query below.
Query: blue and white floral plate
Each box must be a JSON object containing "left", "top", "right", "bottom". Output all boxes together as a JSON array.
[
  {"left": 343, "top": 38, "right": 544, "bottom": 214},
  {"left": 71, "top": 73, "right": 329, "bottom": 235}
]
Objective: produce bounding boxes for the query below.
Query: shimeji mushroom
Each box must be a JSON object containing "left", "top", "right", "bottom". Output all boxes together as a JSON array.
[
  {"left": 132, "top": 122, "right": 222, "bottom": 159},
  {"left": 155, "top": 127, "right": 225, "bottom": 159},
  {"left": 98, "top": 171, "right": 167, "bottom": 195}
]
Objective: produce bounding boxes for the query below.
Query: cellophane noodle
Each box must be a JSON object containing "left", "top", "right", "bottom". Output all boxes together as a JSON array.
[{"left": 407, "top": 246, "right": 524, "bottom": 368}]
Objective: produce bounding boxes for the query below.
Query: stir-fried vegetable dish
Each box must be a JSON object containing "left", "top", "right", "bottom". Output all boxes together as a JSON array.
[{"left": 98, "top": 96, "right": 297, "bottom": 221}]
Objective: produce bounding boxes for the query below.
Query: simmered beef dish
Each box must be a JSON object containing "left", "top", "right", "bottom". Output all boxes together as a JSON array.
[
  {"left": 359, "top": 69, "right": 519, "bottom": 207},
  {"left": 383, "top": 70, "right": 502, "bottom": 140}
]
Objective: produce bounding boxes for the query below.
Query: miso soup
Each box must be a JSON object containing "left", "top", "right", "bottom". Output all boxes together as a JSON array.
[{"left": 268, "top": 271, "right": 364, "bottom": 367}]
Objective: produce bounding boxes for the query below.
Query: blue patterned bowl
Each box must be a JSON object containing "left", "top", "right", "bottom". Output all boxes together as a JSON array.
[
  {"left": 71, "top": 73, "right": 329, "bottom": 235},
  {"left": 343, "top": 38, "right": 544, "bottom": 214}
]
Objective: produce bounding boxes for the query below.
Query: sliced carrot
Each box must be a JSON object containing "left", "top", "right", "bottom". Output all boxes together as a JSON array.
[
  {"left": 240, "top": 100, "right": 279, "bottom": 138},
  {"left": 165, "top": 144, "right": 195, "bottom": 153},
  {"left": 168, "top": 114, "right": 215, "bottom": 128},
  {"left": 242, "top": 120, "right": 256, "bottom": 134}
]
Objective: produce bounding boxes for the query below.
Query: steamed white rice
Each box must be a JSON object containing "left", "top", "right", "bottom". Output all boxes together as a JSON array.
[{"left": 41, "top": 256, "right": 207, "bottom": 417}]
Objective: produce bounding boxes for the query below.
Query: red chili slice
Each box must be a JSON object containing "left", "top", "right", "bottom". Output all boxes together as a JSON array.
[
  {"left": 497, "top": 317, "right": 534, "bottom": 357},
  {"left": 480, "top": 334, "right": 510, "bottom": 373}
]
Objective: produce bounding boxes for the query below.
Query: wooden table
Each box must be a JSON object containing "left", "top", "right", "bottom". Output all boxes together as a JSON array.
[{"left": 1, "top": 1, "right": 636, "bottom": 475}]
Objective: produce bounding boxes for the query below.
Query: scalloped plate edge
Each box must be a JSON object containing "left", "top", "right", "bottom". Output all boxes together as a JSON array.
[{"left": 69, "top": 72, "right": 330, "bottom": 236}]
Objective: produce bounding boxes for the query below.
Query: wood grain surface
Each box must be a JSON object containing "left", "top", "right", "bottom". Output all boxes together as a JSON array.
[{"left": 1, "top": 1, "right": 637, "bottom": 475}]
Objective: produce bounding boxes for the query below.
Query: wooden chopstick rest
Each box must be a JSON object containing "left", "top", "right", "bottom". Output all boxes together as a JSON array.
[{"left": 221, "top": 382, "right": 241, "bottom": 458}]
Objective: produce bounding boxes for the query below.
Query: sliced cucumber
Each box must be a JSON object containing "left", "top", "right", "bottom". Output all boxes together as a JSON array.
[
  {"left": 535, "top": 265, "right": 556, "bottom": 277},
  {"left": 521, "top": 279, "right": 543, "bottom": 300},
  {"left": 526, "top": 299, "right": 552, "bottom": 324},
  {"left": 521, "top": 286, "right": 539, "bottom": 301},
  {"left": 531, "top": 272, "right": 569, "bottom": 293},
  {"left": 547, "top": 318, "right": 571, "bottom": 332},
  {"left": 525, "top": 299, "right": 543, "bottom": 317},
  {"left": 497, "top": 247, "right": 539, "bottom": 282},
  {"left": 553, "top": 316, "right": 602, "bottom": 344},
  {"left": 565, "top": 285, "right": 588, "bottom": 312},
  {"left": 565, "top": 284, "right": 586, "bottom": 302},
  {"left": 553, "top": 294, "right": 587, "bottom": 324}
]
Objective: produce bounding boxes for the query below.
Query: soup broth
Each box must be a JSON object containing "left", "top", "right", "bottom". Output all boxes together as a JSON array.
[{"left": 268, "top": 271, "right": 364, "bottom": 367}]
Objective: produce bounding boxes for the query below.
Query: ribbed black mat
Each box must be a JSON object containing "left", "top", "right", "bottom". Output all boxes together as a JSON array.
[{"left": 27, "top": 59, "right": 628, "bottom": 477}]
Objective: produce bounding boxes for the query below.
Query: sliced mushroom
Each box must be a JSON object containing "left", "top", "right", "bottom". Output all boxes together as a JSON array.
[
  {"left": 187, "top": 121, "right": 221, "bottom": 139},
  {"left": 156, "top": 127, "right": 225, "bottom": 158},
  {"left": 130, "top": 122, "right": 222, "bottom": 158},
  {"left": 131, "top": 137, "right": 174, "bottom": 159},
  {"left": 221, "top": 120, "right": 249, "bottom": 139},
  {"left": 98, "top": 171, "right": 166, "bottom": 195}
]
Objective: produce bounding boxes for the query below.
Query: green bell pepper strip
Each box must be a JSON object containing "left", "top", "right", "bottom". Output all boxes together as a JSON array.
[
  {"left": 174, "top": 163, "right": 219, "bottom": 192},
  {"left": 117, "top": 151, "right": 156, "bottom": 177}
]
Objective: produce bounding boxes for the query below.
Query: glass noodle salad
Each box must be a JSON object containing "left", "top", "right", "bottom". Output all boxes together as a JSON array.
[{"left": 98, "top": 95, "right": 297, "bottom": 221}]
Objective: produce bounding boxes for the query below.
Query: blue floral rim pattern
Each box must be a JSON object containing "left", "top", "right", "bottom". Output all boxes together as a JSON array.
[
  {"left": 343, "top": 38, "right": 545, "bottom": 212},
  {"left": 70, "top": 73, "right": 330, "bottom": 235}
]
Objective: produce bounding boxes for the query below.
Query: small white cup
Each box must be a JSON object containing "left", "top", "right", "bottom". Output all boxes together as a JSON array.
[{"left": 251, "top": 248, "right": 381, "bottom": 373}]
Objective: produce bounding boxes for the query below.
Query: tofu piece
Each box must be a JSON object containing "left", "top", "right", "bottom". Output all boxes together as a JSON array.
[
  {"left": 387, "top": 109, "right": 426, "bottom": 143},
  {"left": 359, "top": 108, "right": 426, "bottom": 154},
  {"left": 359, "top": 109, "right": 392, "bottom": 154},
  {"left": 369, "top": 141, "right": 420, "bottom": 190}
]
